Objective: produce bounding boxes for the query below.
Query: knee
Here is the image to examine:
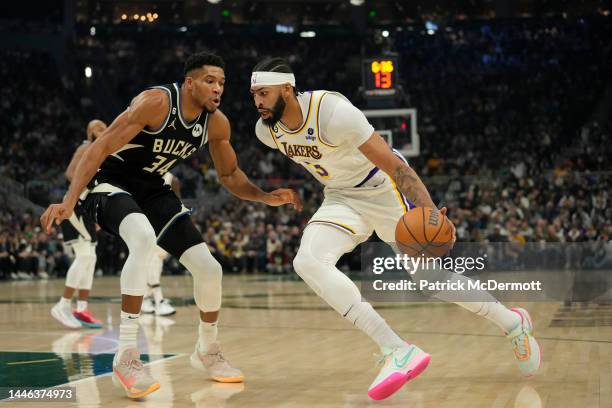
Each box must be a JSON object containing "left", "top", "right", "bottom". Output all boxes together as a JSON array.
[
  {"left": 293, "top": 250, "right": 316, "bottom": 276},
  {"left": 200, "top": 255, "right": 222, "bottom": 282},
  {"left": 133, "top": 225, "right": 157, "bottom": 253},
  {"left": 120, "top": 215, "right": 157, "bottom": 256},
  {"left": 180, "top": 244, "right": 223, "bottom": 282}
]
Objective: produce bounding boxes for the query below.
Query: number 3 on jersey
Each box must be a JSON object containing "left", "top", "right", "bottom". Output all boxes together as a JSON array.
[
  {"left": 304, "top": 161, "right": 330, "bottom": 178},
  {"left": 143, "top": 155, "right": 176, "bottom": 176}
]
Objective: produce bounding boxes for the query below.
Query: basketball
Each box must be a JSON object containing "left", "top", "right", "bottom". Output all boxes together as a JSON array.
[{"left": 395, "top": 207, "right": 453, "bottom": 257}]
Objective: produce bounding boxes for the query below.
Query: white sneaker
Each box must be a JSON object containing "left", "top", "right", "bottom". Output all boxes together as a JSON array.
[
  {"left": 367, "top": 343, "right": 430, "bottom": 400},
  {"left": 141, "top": 297, "right": 155, "bottom": 314},
  {"left": 112, "top": 348, "right": 160, "bottom": 399},
  {"left": 507, "top": 307, "right": 541, "bottom": 377},
  {"left": 190, "top": 342, "right": 244, "bottom": 383},
  {"left": 51, "top": 302, "right": 82, "bottom": 329},
  {"left": 17, "top": 271, "right": 33, "bottom": 280},
  {"left": 155, "top": 299, "right": 176, "bottom": 316}
]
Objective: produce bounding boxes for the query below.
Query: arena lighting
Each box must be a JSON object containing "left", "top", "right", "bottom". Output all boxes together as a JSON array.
[
  {"left": 207, "top": 0, "right": 222, "bottom": 3},
  {"left": 382, "top": 30, "right": 389, "bottom": 37},
  {"left": 299, "top": 31, "right": 316, "bottom": 38},
  {"left": 140, "top": 15, "right": 146, "bottom": 21},
  {"left": 133, "top": 14, "right": 139, "bottom": 20},
  {"left": 275, "top": 24, "right": 294, "bottom": 34},
  {"left": 89, "top": 26, "right": 96, "bottom": 36},
  {"left": 179, "top": 26, "right": 188, "bottom": 32},
  {"left": 121, "top": 14, "right": 127, "bottom": 20},
  {"left": 350, "top": 0, "right": 364, "bottom": 5},
  {"left": 153, "top": 13, "right": 159, "bottom": 19},
  {"left": 84, "top": 66, "right": 92, "bottom": 78}
]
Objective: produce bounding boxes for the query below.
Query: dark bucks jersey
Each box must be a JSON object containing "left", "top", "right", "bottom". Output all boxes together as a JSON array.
[{"left": 94, "top": 82, "right": 209, "bottom": 197}]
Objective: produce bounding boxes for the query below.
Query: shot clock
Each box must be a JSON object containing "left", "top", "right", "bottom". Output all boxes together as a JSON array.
[{"left": 362, "top": 57, "right": 398, "bottom": 96}]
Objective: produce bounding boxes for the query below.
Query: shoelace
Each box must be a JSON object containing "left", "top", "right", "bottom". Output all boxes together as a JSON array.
[
  {"left": 123, "top": 359, "right": 144, "bottom": 372},
  {"left": 207, "top": 351, "right": 228, "bottom": 365},
  {"left": 511, "top": 333, "right": 528, "bottom": 356}
]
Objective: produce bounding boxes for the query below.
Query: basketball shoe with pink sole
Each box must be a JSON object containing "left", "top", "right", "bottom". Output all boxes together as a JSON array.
[{"left": 367, "top": 343, "right": 431, "bottom": 400}]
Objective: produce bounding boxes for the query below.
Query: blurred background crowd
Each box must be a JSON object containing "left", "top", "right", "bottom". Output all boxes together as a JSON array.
[{"left": 1, "top": 0, "right": 611, "bottom": 279}]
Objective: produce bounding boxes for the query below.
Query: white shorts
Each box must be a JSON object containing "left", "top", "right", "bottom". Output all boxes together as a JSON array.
[{"left": 307, "top": 170, "right": 414, "bottom": 244}]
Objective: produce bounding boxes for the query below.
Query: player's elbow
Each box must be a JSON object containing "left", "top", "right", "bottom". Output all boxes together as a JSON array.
[{"left": 217, "top": 168, "right": 239, "bottom": 188}]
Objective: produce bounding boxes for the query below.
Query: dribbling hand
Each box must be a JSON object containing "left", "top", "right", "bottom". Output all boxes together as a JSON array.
[{"left": 439, "top": 207, "right": 457, "bottom": 248}]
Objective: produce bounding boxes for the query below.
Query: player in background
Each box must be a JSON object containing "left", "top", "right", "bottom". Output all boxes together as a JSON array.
[
  {"left": 250, "top": 58, "right": 540, "bottom": 400},
  {"left": 51, "top": 120, "right": 107, "bottom": 329}
]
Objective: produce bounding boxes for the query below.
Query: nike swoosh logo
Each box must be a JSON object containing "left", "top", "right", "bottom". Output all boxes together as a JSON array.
[
  {"left": 275, "top": 134, "right": 284, "bottom": 139},
  {"left": 393, "top": 347, "right": 414, "bottom": 368}
]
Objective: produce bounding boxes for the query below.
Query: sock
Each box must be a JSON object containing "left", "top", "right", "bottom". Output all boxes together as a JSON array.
[
  {"left": 117, "top": 311, "right": 140, "bottom": 361},
  {"left": 198, "top": 320, "right": 218, "bottom": 353},
  {"left": 457, "top": 302, "right": 521, "bottom": 333},
  {"left": 76, "top": 300, "right": 88, "bottom": 312},
  {"left": 152, "top": 285, "right": 163, "bottom": 305},
  {"left": 345, "top": 302, "right": 405, "bottom": 350},
  {"left": 59, "top": 297, "right": 71, "bottom": 308}
]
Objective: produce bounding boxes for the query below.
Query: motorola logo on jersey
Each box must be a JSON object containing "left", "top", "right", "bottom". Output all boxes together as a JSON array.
[
  {"left": 280, "top": 142, "right": 322, "bottom": 159},
  {"left": 152, "top": 138, "right": 197, "bottom": 159},
  {"left": 192, "top": 124, "right": 203, "bottom": 137}
]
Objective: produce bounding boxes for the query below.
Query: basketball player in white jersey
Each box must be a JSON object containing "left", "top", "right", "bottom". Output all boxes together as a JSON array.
[
  {"left": 51, "top": 119, "right": 107, "bottom": 329},
  {"left": 250, "top": 58, "right": 540, "bottom": 400},
  {"left": 141, "top": 171, "right": 179, "bottom": 317}
]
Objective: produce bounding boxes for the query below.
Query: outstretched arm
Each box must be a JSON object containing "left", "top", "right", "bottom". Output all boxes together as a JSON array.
[
  {"left": 41, "top": 89, "right": 169, "bottom": 232},
  {"left": 207, "top": 110, "right": 302, "bottom": 210}
]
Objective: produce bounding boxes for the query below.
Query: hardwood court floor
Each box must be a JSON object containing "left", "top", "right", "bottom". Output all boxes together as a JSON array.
[{"left": 0, "top": 275, "right": 610, "bottom": 407}]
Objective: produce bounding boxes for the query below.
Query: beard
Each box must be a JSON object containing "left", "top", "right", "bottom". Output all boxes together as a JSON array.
[{"left": 261, "top": 95, "right": 286, "bottom": 126}]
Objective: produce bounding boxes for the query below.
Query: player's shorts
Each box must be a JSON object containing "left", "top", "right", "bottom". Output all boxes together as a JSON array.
[
  {"left": 308, "top": 169, "right": 415, "bottom": 244},
  {"left": 60, "top": 203, "right": 97, "bottom": 245},
  {"left": 79, "top": 180, "right": 202, "bottom": 258}
]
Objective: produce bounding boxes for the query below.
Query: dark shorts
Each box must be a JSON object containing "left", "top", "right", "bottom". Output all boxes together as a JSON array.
[
  {"left": 80, "top": 182, "right": 203, "bottom": 259},
  {"left": 60, "top": 203, "right": 97, "bottom": 244}
]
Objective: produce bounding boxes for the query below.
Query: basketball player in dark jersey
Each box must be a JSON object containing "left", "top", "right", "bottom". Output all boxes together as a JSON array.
[
  {"left": 51, "top": 119, "right": 106, "bottom": 329},
  {"left": 41, "top": 52, "right": 301, "bottom": 399}
]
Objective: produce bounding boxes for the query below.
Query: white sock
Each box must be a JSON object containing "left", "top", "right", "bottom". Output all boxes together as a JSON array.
[
  {"left": 76, "top": 300, "right": 88, "bottom": 312},
  {"left": 457, "top": 302, "right": 521, "bottom": 333},
  {"left": 152, "top": 286, "right": 163, "bottom": 305},
  {"left": 345, "top": 302, "right": 405, "bottom": 350},
  {"left": 59, "top": 297, "right": 71, "bottom": 308},
  {"left": 198, "top": 320, "right": 218, "bottom": 353},
  {"left": 117, "top": 311, "right": 140, "bottom": 360}
]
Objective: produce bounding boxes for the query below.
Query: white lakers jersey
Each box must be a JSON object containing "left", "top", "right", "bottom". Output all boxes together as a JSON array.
[{"left": 255, "top": 90, "right": 377, "bottom": 189}]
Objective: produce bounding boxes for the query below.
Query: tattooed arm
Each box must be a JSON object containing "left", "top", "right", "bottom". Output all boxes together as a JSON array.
[
  {"left": 359, "top": 132, "right": 435, "bottom": 208},
  {"left": 359, "top": 132, "right": 456, "bottom": 245}
]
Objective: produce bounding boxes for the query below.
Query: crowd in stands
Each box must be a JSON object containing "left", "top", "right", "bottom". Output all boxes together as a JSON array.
[{"left": 1, "top": 17, "right": 611, "bottom": 279}]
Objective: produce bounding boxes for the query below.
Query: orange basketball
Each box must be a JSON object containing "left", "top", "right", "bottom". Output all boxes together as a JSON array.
[{"left": 395, "top": 207, "right": 453, "bottom": 257}]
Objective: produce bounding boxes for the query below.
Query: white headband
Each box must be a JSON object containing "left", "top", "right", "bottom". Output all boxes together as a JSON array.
[{"left": 251, "top": 71, "right": 296, "bottom": 88}]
